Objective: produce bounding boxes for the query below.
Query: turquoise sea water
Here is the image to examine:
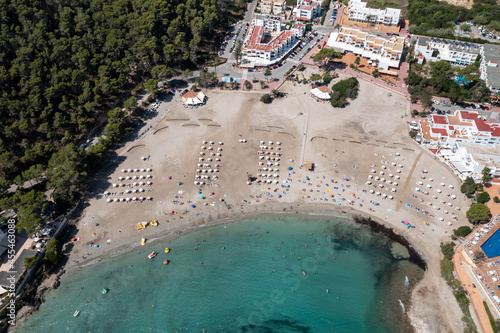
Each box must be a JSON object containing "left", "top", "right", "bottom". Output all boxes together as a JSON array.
[{"left": 15, "top": 215, "right": 423, "bottom": 333}]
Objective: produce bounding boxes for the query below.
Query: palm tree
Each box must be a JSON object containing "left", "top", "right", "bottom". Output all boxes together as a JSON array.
[{"left": 264, "top": 68, "right": 272, "bottom": 82}]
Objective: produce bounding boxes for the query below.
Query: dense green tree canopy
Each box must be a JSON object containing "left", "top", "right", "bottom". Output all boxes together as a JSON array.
[
  {"left": 330, "top": 77, "right": 359, "bottom": 108},
  {"left": 466, "top": 203, "right": 491, "bottom": 224},
  {"left": 0, "top": 0, "right": 243, "bottom": 184},
  {"left": 0, "top": 0, "right": 245, "bottom": 233}
]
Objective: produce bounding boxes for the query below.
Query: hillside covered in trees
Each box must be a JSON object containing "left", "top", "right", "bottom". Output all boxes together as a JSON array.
[{"left": 0, "top": 0, "right": 246, "bottom": 232}]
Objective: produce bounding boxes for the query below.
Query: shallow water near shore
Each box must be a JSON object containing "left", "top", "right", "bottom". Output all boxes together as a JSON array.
[{"left": 15, "top": 215, "right": 423, "bottom": 333}]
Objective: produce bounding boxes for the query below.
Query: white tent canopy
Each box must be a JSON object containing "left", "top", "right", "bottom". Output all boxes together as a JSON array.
[{"left": 310, "top": 87, "right": 331, "bottom": 100}]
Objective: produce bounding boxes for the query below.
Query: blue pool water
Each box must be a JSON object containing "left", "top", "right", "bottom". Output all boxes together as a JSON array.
[{"left": 481, "top": 229, "right": 500, "bottom": 258}]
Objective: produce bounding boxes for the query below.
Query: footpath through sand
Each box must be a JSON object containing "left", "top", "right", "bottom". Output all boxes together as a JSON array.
[{"left": 454, "top": 248, "right": 494, "bottom": 333}]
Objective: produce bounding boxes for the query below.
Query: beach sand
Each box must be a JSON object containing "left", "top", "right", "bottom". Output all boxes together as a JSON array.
[{"left": 60, "top": 75, "right": 469, "bottom": 332}]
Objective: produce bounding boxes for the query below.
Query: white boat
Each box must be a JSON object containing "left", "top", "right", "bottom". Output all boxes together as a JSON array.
[{"left": 74, "top": 310, "right": 79, "bottom": 317}]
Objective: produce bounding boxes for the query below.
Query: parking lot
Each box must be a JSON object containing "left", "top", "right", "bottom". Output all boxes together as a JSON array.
[{"left": 430, "top": 99, "right": 498, "bottom": 119}]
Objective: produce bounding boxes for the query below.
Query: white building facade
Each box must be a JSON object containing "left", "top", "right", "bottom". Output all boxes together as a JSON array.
[
  {"left": 346, "top": 0, "right": 400, "bottom": 26},
  {"left": 326, "top": 27, "right": 405, "bottom": 71},
  {"left": 242, "top": 18, "right": 300, "bottom": 67},
  {"left": 295, "top": 0, "right": 322, "bottom": 22},
  {"left": 415, "top": 37, "right": 481, "bottom": 66}
]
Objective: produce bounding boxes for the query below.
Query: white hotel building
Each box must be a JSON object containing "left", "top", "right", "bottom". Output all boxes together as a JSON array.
[
  {"left": 326, "top": 27, "right": 405, "bottom": 73},
  {"left": 419, "top": 111, "right": 500, "bottom": 146},
  {"left": 415, "top": 37, "right": 481, "bottom": 66},
  {"left": 346, "top": 0, "right": 400, "bottom": 27},
  {"left": 241, "top": 17, "right": 303, "bottom": 67}
]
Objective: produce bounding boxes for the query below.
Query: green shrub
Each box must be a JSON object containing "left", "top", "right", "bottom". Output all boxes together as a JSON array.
[
  {"left": 441, "top": 242, "right": 455, "bottom": 261},
  {"left": 260, "top": 94, "right": 272, "bottom": 104},
  {"left": 453, "top": 226, "right": 472, "bottom": 237},
  {"left": 476, "top": 191, "right": 491, "bottom": 204},
  {"left": 494, "top": 196, "right": 500, "bottom": 204}
]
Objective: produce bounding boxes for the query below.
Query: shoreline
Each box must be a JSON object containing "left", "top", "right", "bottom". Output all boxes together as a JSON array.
[
  {"left": 15, "top": 202, "right": 427, "bottom": 332},
  {"left": 62, "top": 201, "right": 428, "bottom": 276}
]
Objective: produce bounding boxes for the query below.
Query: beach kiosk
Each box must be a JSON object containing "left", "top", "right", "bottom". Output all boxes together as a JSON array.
[
  {"left": 182, "top": 91, "right": 206, "bottom": 106},
  {"left": 304, "top": 161, "right": 314, "bottom": 171},
  {"left": 310, "top": 85, "right": 332, "bottom": 102}
]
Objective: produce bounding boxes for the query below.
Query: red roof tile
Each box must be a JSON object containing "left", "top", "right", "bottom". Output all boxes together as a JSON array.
[{"left": 431, "top": 115, "right": 448, "bottom": 125}]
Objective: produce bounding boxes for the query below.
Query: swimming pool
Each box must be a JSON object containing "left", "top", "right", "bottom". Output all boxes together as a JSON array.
[{"left": 481, "top": 229, "right": 500, "bottom": 258}]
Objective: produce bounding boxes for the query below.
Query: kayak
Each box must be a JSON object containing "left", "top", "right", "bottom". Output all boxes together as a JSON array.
[
  {"left": 148, "top": 251, "right": 157, "bottom": 259},
  {"left": 74, "top": 310, "right": 79, "bottom": 317}
]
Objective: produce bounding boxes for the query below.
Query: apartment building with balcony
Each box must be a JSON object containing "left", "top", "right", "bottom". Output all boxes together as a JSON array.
[
  {"left": 326, "top": 27, "right": 405, "bottom": 73},
  {"left": 242, "top": 17, "right": 299, "bottom": 67},
  {"left": 346, "top": 0, "right": 400, "bottom": 27},
  {"left": 415, "top": 37, "right": 481, "bottom": 66},
  {"left": 294, "top": 0, "right": 322, "bottom": 22},
  {"left": 419, "top": 110, "right": 500, "bottom": 146}
]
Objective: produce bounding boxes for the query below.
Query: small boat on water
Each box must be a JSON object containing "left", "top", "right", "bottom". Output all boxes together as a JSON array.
[
  {"left": 148, "top": 251, "right": 157, "bottom": 259},
  {"left": 163, "top": 259, "right": 169, "bottom": 265},
  {"left": 74, "top": 310, "right": 79, "bottom": 317},
  {"left": 302, "top": 271, "right": 306, "bottom": 276},
  {"left": 102, "top": 288, "right": 108, "bottom": 295},
  {"left": 141, "top": 238, "right": 146, "bottom": 246},
  {"left": 164, "top": 247, "right": 170, "bottom": 253}
]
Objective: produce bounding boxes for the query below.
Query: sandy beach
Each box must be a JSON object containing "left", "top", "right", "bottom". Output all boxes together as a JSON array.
[{"left": 60, "top": 72, "right": 470, "bottom": 332}]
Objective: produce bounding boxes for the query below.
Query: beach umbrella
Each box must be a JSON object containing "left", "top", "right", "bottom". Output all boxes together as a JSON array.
[
  {"left": 121, "top": 169, "right": 126, "bottom": 173},
  {"left": 147, "top": 174, "right": 152, "bottom": 179},
  {"left": 418, "top": 181, "right": 423, "bottom": 185},
  {"left": 133, "top": 176, "right": 138, "bottom": 180},
  {"left": 375, "top": 192, "right": 381, "bottom": 196},
  {"left": 133, "top": 182, "right": 137, "bottom": 186},
  {"left": 371, "top": 169, "right": 376, "bottom": 173},
  {"left": 106, "top": 198, "right": 112, "bottom": 203},
  {"left": 139, "top": 182, "right": 145, "bottom": 186},
  {"left": 368, "top": 175, "right": 373, "bottom": 179},
  {"left": 127, "top": 169, "right": 132, "bottom": 173},
  {"left": 113, "top": 183, "right": 118, "bottom": 188},
  {"left": 114, "top": 198, "right": 119, "bottom": 202},
  {"left": 437, "top": 189, "right": 442, "bottom": 193},
  {"left": 396, "top": 169, "right": 401, "bottom": 173},
  {"left": 375, "top": 176, "right": 380, "bottom": 181},
  {"left": 379, "top": 184, "right": 384, "bottom": 188},
  {"left": 381, "top": 178, "right": 385, "bottom": 182},
  {"left": 379, "top": 171, "right": 384, "bottom": 175},
  {"left": 382, "top": 165, "right": 387, "bottom": 169},
  {"left": 451, "top": 195, "right": 456, "bottom": 199},
  {"left": 449, "top": 185, "right": 454, "bottom": 189},
  {"left": 369, "top": 190, "right": 375, "bottom": 194},
  {"left": 118, "top": 177, "right": 124, "bottom": 181},
  {"left": 126, "top": 176, "right": 131, "bottom": 180},
  {"left": 141, "top": 156, "right": 145, "bottom": 160},
  {"left": 395, "top": 175, "right": 400, "bottom": 179},
  {"left": 119, "top": 198, "right": 125, "bottom": 202},
  {"left": 388, "top": 174, "right": 393, "bottom": 178},
  {"left": 134, "top": 168, "right": 139, "bottom": 172},
  {"left": 415, "top": 187, "right": 420, "bottom": 191},
  {"left": 426, "top": 184, "right": 432, "bottom": 188},
  {"left": 140, "top": 168, "right": 145, "bottom": 172},
  {"left": 393, "top": 182, "right": 398, "bottom": 186},
  {"left": 366, "top": 181, "right": 372, "bottom": 185},
  {"left": 388, "top": 195, "right": 393, "bottom": 200},
  {"left": 126, "top": 197, "right": 131, "bottom": 201},
  {"left": 140, "top": 188, "right": 145, "bottom": 192},
  {"left": 147, "top": 181, "right": 152, "bottom": 185},
  {"left": 391, "top": 188, "right": 396, "bottom": 192},
  {"left": 132, "top": 189, "right": 137, "bottom": 193},
  {"left": 132, "top": 197, "right": 137, "bottom": 201},
  {"left": 139, "top": 175, "right": 145, "bottom": 179}
]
